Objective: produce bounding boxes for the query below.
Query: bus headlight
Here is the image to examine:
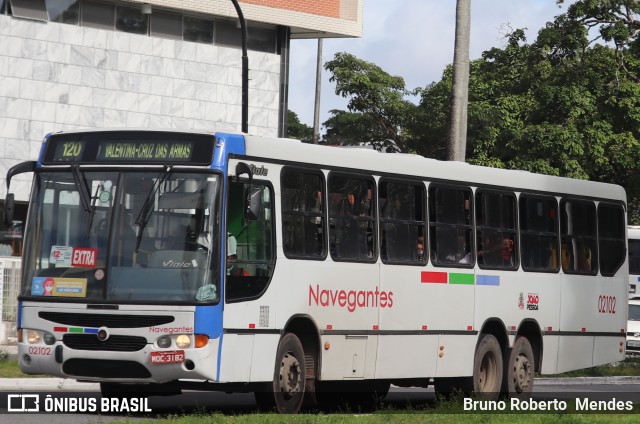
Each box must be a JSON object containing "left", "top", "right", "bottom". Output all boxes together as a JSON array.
[
  {"left": 26, "top": 330, "right": 41, "bottom": 344},
  {"left": 175, "top": 335, "right": 191, "bottom": 349},
  {"left": 43, "top": 332, "right": 56, "bottom": 345},
  {"left": 157, "top": 336, "right": 171, "bottom": 348}
]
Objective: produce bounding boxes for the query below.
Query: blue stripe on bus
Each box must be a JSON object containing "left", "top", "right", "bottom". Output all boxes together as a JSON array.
[
  {"left": 476, "top": 275, "right": 500, "bottom": 286},
  {"left": 213, "top": 132, "right": 246, "bottom": 173}
]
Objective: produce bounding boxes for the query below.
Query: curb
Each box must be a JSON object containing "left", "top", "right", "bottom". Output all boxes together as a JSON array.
[{"left": 0, "top": 379, "right": 99, "bottom": 391}]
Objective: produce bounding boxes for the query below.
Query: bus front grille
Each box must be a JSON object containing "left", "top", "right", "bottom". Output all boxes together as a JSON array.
[
  {"left": 63, "top": 334, "right": 147, "bottom": 352},
  {"left": 63, "top": 359, "right": 151, "bottom": 379},
  {"left": 39, "top": 312, "right": 174, "bottom": 328}
]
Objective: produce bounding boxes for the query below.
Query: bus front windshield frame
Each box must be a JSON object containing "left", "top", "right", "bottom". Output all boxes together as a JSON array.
[{"left": 21, "top": 169, "right": 222, "bottom": 304}]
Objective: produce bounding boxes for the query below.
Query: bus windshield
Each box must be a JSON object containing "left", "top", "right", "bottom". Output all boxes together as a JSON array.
[{"left": 21, "top": 170, "right": 221, "bottom": 304}]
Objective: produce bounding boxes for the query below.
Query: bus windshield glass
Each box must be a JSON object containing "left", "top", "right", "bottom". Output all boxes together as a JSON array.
[{"left": 21, "top": 170, "right": 221, "bottom": 304}]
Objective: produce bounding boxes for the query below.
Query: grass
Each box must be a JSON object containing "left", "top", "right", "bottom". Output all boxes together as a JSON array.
[
  {"left": 540, "top": 357, "right": 640, "bottom": 378},
  {"left": 0, "top": 349, "right": 47, "bottom": 378}
]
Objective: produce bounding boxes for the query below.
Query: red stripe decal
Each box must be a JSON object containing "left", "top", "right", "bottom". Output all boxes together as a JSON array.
[{"left": 421, "top": 271, "right": 448, "bottom": 284}]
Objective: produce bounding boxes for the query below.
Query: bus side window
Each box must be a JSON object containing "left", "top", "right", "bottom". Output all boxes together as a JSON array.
[
  {"left": 328, "top": 173, "right": 376, "bottom": 262},
  {"left": 429, "top": 185, "right": 472, "bottom": 267},
  {"left": 476, "top": 190, "right": 517, "bottom": 270},
  {"left": 597, "top": 203, "right": 625, "bottom": 277},
  {"left": 519, "top": 195, "right": 558, "bottom": 273},
  {"left": 379, "top": 179, "right": 426, "bottom": 264},
  {"left": 281, "top": 168, "right": 326, "bottom": 259},
  {"left": 560, "top": 199, "right": 597, "bottom": 275}
]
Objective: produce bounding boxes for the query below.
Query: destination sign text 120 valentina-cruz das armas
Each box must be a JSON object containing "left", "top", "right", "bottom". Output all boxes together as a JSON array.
[{"left": 97, "top": 141, "right": 194, "bottom": 161}]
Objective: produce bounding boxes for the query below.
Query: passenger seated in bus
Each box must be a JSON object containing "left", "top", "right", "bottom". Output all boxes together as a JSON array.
[
  {"left": 577, "top": 245, "right": 592, "bottom": 272},
  {"left": 479, "top": 234, "right": 513, "bottom": 267}
]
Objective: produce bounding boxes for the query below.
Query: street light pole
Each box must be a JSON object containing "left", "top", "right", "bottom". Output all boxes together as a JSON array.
[{"left": 230, "top": 0, "right": 249, "bottom": 133}]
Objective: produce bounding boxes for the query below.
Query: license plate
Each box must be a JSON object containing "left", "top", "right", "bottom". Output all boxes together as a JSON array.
[
  {"left": 150, "top": 350, "right": 185, "bottom": 364},
  {"left": 627, "top": 340, "right": 640, "bottom": 348}
]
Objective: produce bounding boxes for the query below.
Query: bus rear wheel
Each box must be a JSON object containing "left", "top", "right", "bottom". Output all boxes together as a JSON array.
[
  {"left": 254, "top": 332, "right": 306, "bottom": 414},
  {"left": 505, "top": 336, "right": 534, "bottom": 396},
  {"left": 473, "top": 334, "right": 503, "bottom": 399}
]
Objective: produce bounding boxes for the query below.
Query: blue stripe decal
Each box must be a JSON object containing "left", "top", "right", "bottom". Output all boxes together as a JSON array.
[
  {"left": 476, "top": 275, "right": 500, "bottom": 286},
  {"left": 83, "top": 328, "right": 99, "bottom": 334}
]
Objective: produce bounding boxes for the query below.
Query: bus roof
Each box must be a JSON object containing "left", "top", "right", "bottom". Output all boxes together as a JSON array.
[{"left": 244, "top": 134, "right": 626, "bottom": 202}]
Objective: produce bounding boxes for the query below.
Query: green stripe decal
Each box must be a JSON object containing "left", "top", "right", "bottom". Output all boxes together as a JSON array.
[
  {"left": 69, "top": 327, "right": 84, "bottom": 333},
  {"left": 449, "top": 273, "right": 475, "bottom": 285}
]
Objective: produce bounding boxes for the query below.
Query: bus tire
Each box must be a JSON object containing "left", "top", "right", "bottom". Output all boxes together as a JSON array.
[
  {"left": 473, "top": 333, "right": 503, "bottom": 399},
  {"left": 505, "top": 336, "right": 534, "bottom": 396},
  {"left": 255, "top": 332, "right": 306, "bottom": 414}
]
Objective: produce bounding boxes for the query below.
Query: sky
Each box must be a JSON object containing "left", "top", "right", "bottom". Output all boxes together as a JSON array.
[{"left": 288, "top": 0, "right": 573, "bottom": 129}]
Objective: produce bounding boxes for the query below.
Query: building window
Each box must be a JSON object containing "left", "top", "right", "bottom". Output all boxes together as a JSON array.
[
  {"left": 328, "top": 173, "right": 376, "bottom": 262},
  {"left": 9, "top": 0, "right": 48, "bottom": 21},
  {"left": 151, "top": 9, "right": 182, "bottom": 40},
  {"left": 216, "top": 20, "right": 276, "bottom": 53},
  {"left": 429, "top": 185, "right": 472, "bottom": 267},
  {"left": 560, "top": 199, "right": 597, "bottom": 275},
  {"left": 281, "top": 168, "right": 325, "bottom": 259},
  {"left": 82, "top": 0, "right": 114, "bottom": 30},
  {"left": 597, "top": 203, "right": 625, "bottom": 277},
  {"left": 116, "top": 5, "right": 147, "bottom": 35},
  {"left": 519, "top": 194, "right": 559, "bottom": 272},
  {"left": 183, "top": 16, "right": 213, "bottom": 44},
  {"left": 379, "top": 179, "right": 425, "bottom": 264},
  {"left": 45, "top": 0, "right": 78, "bottom": 25}
]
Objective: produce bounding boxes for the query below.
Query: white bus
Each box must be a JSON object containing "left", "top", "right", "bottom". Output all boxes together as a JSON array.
[
  {"left": 628, "top": 226, "right": 640, "bottom": 299},
  {"left": 7, "top": 129, "right": 628, "bottom": 413}
]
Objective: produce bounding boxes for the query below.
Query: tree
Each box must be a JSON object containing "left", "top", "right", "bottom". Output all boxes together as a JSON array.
[
  {"left": 324, "top": 52, "right": 417, "bottom": 151},
  {"left": 286, "top": 110, "right": 313, "bottom": 143},
  {"left": 417, "top": 5, "right": 640, "bottom": 220}
]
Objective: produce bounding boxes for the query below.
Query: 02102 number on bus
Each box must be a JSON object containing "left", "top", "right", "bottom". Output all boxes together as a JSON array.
[{"left": 597, "top": 295, "right": 616, "bottom": 314}]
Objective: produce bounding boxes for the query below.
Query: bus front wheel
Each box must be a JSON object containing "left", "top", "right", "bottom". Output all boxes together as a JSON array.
[
  {"left": 472, "top": 334, "right": 503, "bottom": 398},
  {"left": 505, "top": 336, "right": 534, "bottom": 396},
  {"left": 254, "top": 332, "right": 306, "bottom": 413}
]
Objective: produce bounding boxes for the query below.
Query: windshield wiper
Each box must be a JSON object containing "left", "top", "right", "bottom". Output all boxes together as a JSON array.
[
  {"left": 135, "top": 165, "right": 172, "bottom": 252},
  {"left": 71, "top": 164, "right": 92, "bottom": 213}
]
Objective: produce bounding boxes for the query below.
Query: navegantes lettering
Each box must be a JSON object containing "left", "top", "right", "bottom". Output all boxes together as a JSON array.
[{"left": 308, "top": 284, "right": 393, "bottom": 312}]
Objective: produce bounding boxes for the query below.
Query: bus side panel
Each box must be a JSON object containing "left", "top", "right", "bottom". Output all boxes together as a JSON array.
[
  {"left": 557, "top": 336, "right": 594, "bottom": 372},
  {"left": 250, "top": 334, "right": 280, "bottom": 382},
  {"left": 435, "top": 334, "right": 476, "bottom": 377},
  {"left": 218, "top": 334, "right": 254, "bottom": 382},
  {"left": 375, "top": 335, "right": 438, "bottom": 379},
  {"left": 539, "top": 335, "right": 560, "bottom": 375},
  {"left": 378, "top": 264, "right": 474, "bottom": 378}
]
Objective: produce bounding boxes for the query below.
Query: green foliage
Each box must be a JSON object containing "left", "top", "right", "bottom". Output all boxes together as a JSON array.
[
  {"left": 286, "top": 110, "right": 314, "bottom": 144},
  {"left": 323, "top": 52, "right": 418, "bottom": 152},
  {"left": 298, "top": 1, "right": 640, "bottom": 220}
]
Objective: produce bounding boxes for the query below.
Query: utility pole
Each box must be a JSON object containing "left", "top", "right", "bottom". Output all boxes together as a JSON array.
[
  {"left": 230, "top": 0, "right": 249, "bottom": 133},
  {"left": 448, "top": 0, "right": 471, "bottom": 161},
  {"left": 313, "top": 38, "right": 323, "bottom": 144}
]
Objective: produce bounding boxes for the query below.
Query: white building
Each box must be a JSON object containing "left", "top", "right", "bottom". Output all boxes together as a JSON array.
[{"left": 0, "top": 0, "right": 363, "bottom": 342}]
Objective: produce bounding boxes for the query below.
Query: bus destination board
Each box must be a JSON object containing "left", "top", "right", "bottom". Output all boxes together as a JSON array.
[{"left": 43, "top": 132, "right": 215, "bottom": 165}]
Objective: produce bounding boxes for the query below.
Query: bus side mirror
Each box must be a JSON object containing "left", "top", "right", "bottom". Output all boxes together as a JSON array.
[
  {"left": 245, "top": 186, "right": 262, "bottom": 221},
  {"left": 3, "top": 193, "right": 14, "bottom": 227},
  {"left": 4, "top": 161, "right": 36, "bottom": 226}
]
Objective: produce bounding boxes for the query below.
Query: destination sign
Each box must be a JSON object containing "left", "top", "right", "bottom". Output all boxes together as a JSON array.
[
  {"left": 97, "top": 141, "right": 194, "bottom": 162},
  {"left": 42, "top": 132, "right": 215, "bottom": 165}
]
